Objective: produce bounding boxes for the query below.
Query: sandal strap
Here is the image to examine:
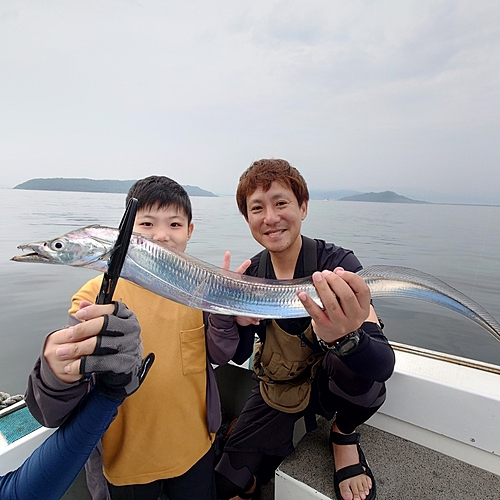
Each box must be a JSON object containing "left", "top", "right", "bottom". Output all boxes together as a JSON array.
[
  {"left": 238, "top": 489, "right": 258, "bottom": 500},
  {"left": 335, "top": 463, "right": 366, "bottom": 483},
  {"left": 329, "top": 430, "right": 360, "bottom": 446},
  {"left": 330, "top": 432, "right": 377, "bottom": 500}
]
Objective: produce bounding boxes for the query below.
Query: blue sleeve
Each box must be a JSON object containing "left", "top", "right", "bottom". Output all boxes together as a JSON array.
[{"left": 0, "top": 389, "right": 120, "bottom": 500}]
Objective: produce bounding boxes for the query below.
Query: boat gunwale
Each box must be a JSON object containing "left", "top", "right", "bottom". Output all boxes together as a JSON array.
[{"left": 390, "top": 341, "right": 500, "bottom": 375}]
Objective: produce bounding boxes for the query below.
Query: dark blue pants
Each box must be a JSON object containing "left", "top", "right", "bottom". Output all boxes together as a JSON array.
[
  {"left": 107, "top": 444, "right": 217, "bottom": 500},
  {"left": 215, "top": 361, "right": 386, "bottom": 499}
]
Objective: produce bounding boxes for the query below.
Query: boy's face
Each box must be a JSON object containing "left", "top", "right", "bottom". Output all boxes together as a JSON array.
[
  {"left": 245, "top": 180, "right": 307, "bottom": 256},
  {"left": 134, "top": 204, "right": 194, "bottom": 252}
]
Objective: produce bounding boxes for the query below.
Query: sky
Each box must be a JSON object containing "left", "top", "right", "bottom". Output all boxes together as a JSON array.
[{"left": 1, "top": 1, "right": 499, "bottom": 204}]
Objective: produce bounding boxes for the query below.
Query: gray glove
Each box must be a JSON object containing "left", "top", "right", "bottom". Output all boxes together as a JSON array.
[
  {"left": 79, "top": 301, "right": 155, "bottom": 400},
  {"left": 80, "top": 301, "right": 142, "bottom": 376},
  {"left": 96, "top": 352, "right": 155, "bottom": 401}
]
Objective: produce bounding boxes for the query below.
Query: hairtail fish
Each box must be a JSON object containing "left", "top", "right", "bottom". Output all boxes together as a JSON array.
[{"left": 11, "top": 225, "right": 500, "bottom": 342}]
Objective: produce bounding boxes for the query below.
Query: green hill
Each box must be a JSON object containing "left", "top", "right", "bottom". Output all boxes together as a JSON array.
[
  {"left": 339, "top": 190, "right": 428, "bottom": 204},
  {"left": 14, "top": 178, "right": 217, "bottom": 197}
]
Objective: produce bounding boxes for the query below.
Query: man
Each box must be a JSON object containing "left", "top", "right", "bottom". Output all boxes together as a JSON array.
[{"left": 215, "top": 159, "right": 395, "bottom": 500}]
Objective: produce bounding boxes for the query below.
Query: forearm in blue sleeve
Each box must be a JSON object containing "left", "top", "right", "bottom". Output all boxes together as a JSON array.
[{"left": 0, "top": 389, "right": 120, "bottom": 500}]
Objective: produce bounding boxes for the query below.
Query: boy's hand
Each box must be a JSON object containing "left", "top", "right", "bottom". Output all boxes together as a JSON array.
[
  {"left": 297, "top": 267, "right": 372, "bottom": 344},
  {"left": 43, "top": 302, "right": 114, "bottom": 383},
  {"left": 221, "top": 251, "right": 251, "bottom": 275},
  {"left": 221, "top": 251, "right": 260, "bottom": 326},
  {"left": 78, "top": 301, "right": 142, "bottom": 377},
  {"left": 96, "top": 352, "right": 155, "bottom": 401},
  {"left": 43, "top": 301, "right": 142, "bottom": 384}
]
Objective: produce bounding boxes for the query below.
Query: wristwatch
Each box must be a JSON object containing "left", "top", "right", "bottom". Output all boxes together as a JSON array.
[{"left": 316, "top": 329, "right": 362, "bottom": 357}]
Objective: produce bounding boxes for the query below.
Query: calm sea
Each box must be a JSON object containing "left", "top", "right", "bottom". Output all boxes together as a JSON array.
[{"left": 1, "top": 189, "right": 500, "bottom": 394}]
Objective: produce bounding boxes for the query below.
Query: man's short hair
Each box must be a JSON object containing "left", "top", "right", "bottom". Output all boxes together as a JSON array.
[
  {"left": 236, "top": 159, "right": 309, "bottom": 219},
  {"left": 127, "top": 175, "right": 192, "bottom": 223}
]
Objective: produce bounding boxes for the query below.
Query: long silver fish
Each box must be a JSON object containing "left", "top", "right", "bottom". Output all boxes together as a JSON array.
[{"left": 11, "top": 225, "right": 500, "bottom": 342}]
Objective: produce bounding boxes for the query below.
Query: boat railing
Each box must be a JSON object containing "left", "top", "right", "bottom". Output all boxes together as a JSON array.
[
  {"left": 390, "top": 341, "right": 500, "bottom": 375},
  {"left": 0, "top": 393, "right": 25, "bottom": 418}
]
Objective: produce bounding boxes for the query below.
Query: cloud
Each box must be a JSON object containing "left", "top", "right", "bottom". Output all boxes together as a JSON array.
[{"left": 1, "top": 1, "right": 499, "bottom": 203}]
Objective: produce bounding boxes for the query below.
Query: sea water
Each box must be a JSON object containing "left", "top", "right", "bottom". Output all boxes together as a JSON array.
[{"left": 1, "top": 189, "right": 499, "bottom": 394}]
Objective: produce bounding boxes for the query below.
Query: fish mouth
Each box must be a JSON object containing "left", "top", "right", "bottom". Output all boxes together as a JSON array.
[{"left": 11, "top": 245, "right": 50, "bottom": 263}]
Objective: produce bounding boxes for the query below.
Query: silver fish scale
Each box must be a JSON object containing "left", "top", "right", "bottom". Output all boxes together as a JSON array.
[
  {"left": 121, "top": 238, "right": 500, "bottom": 337},
  {"left": 359, "top": 265, "right": 500, "bottom": 340},
  {"left": 11, "top": 225, "right": 500, "bottom": 340},
  {"left": 122, "top": 234, "right": 320, "bottom": 318}
]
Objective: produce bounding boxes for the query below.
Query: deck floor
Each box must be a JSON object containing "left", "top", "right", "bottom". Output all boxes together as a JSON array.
[
  {"left": 61, "top": 418, "right": 500, "bottom": 500},
  {"left": 61, "top": 362, "right": 500, "bottom": 499},
  {"left": 278, "top": 416, "right": 500, "bottom": 500}
]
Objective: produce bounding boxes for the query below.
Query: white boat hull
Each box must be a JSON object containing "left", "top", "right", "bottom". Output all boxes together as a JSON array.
[
  {"left": 373, "top": 343, "right": 500, "bottom": 474},
  {"left": 274, "top": 342, "right": 500, "bottom": 499}
]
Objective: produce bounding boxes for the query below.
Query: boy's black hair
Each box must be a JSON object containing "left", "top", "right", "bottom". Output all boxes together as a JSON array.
[{"left": 126, "top": 176, "right": 192, "bottom": 223}]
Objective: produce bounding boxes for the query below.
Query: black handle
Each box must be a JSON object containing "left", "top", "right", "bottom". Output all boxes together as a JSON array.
[{"left": 95, "top": 198, "right": 138, "bottom": 305}]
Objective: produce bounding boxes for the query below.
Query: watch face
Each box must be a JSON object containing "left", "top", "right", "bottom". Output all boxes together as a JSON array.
[
  {"left": 335, "top": 330, "right": 361, "bottom": 356},
  {"left": 338, "top": 339, "right": 357, "bottom": 355},
  {"left": 317, "top": 330, "right": 361, "bottom": 356}
]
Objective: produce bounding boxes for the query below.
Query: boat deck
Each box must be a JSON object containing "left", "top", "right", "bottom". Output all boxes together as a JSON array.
[
  {"left": 216, "top": 362, "right": 500, "bottom": 500},
  {"left": 61, "top": 417, "right": 500, "bottom": 500},
  {"left": 275, "top": 416, "right": 500, "bottom": 500}
]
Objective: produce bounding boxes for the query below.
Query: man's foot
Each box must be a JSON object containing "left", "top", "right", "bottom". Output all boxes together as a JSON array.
[{"left": 329, "top": 423, "right": 375, "bottom": 500}]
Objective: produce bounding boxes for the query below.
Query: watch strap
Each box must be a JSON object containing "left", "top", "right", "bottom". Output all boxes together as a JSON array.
[{"left": 316, "top": 328, "right": 362, "bottom": 356}]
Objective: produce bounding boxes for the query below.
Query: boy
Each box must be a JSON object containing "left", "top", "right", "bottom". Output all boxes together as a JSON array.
[
  {"left": 26, "top": 176, "right": 241, "bottom": 500},
  {"left": 214, "top": 159, "right": 395, "bottom": 500}
]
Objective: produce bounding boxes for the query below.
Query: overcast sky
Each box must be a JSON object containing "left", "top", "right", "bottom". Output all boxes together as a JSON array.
[{"left": 1, "top": 1, "right": 499, "bottom": 203}]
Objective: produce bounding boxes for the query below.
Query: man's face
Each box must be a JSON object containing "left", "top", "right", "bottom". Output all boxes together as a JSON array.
[
  {"left": 245, "top": 181, "right": 307, "bottom": 255},
  {"left": 133, "top": 204, "right": 194, "bottom": 252}
]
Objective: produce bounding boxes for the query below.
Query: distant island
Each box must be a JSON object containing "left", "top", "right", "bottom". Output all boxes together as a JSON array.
[
  {"left": 309, "top": 189, "right": 427, "bottom": 203},
  {"left": 14, "top": 179, "right": 428, "bottom": 204},
  {"left": 339, "top": 190, "right": 428, "bottom": 204},
  {"left": 14, "top": 178, "right": 217, "bottom": 197}
]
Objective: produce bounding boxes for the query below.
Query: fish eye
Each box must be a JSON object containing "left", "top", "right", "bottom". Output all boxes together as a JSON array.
[{"left": 50, "top": 239, "right": 66, "bottom": 251}]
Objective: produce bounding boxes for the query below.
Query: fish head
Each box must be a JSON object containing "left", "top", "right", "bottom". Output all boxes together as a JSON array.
[{"left": 11, "top": 225, "right": 115, "bottom": 268}]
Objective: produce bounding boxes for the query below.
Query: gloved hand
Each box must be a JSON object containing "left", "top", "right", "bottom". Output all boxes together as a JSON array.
[
  {"left": 78, "top": 301, "right": 155, "bottom": 400},
  {"left": 79, "top": 301, "right": 142, "bottom": 376},
  {"left": 96, "top": 352, "right": 155, "bottom": 400}
]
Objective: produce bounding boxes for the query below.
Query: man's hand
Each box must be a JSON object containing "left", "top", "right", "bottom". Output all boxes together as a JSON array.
[
  {"left": 221, "top": 251, "right": 261, "bottom": 326},
  {"left": 297, "top": 267, "right": 374, "bottom": 344}
]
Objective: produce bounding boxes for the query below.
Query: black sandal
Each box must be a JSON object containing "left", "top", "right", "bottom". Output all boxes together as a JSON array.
[{"left": 329, "top": 430, "right": 376, "bottom": 500}]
